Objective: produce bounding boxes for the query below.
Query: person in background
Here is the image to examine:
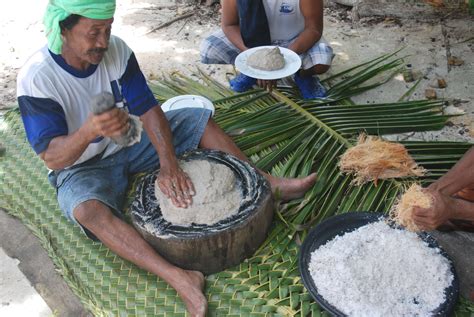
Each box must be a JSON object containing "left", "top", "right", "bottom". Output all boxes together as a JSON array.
[{"left": 200, "top": 0, "right": 333, "bottom": 99}]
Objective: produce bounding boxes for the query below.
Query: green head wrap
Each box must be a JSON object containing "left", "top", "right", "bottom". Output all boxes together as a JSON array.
[{"left": 44, "top": 0, "right": 116, "bottom": 54}]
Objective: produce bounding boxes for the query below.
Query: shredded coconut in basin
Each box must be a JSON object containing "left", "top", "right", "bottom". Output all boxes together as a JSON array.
[{"left": 308, "top": 221, "right": 453, "bottom": 317}]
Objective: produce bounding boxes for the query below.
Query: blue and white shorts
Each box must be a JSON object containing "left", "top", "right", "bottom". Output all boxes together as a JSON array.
[
  {"left": 200, "top": 29, "right": 334, "bottom": 70},
  {"left": 48, "top": 108, "right": 211, "bottom": 234}
]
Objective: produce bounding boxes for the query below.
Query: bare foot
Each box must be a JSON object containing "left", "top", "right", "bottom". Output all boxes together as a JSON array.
[
  {"left": 266, "top": 173, "right": 317, "bottom": 201},
  {"left": 175, "top": 270, "right": 207, "bottom": 317}
]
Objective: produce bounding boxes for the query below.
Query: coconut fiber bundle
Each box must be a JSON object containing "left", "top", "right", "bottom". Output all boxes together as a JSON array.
[
  {"left": 339, "top": 134, "right": 426, "bottom": 185},
  {"left": 389, "top": 184, "right": 433, "bottom": 232}
]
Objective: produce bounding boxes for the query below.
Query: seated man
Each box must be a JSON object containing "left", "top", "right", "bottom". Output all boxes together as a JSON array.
[
  {"left": 413, "top": 147, "right": 474, "bottom": 232},
  {"left": 200, "top": 0, "right": 333, "bottom": 99},
  {"left": 17, "top": 1, "right": 317, "bottom": 316}
]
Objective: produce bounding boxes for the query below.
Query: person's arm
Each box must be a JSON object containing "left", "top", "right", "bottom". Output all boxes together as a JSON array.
[
  {"left": 40, "top": 107, "right": 129, "bottom": 170},
  {"left": 288, "top": 0, "right": 324, "bottom": 54},
  {"left": 115, "top": 43, "right": 194, "bottom": 207},
  {"left": 428, "top": 147, "right": 474, "bottom": 196},
  {"left": 412, "top": 146, "right": 474, "bottom": 230},
  {"left": 412, "top": 188, "right": 474, "bottom": 230},
  {"left": 140, "top": 106, "right": 194, "bottom": 208},
  {"left": 221, "top": 0, "right": 248, "bottom": 52}
]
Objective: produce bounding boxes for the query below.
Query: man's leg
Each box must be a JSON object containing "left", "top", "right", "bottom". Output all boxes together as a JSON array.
[
  {"left": 54, "top": 139, "right": 209, "bottom": 317},
  {"left": 74, "top": 200, "right": 207, "bottom": 316},
  {"left": 200, "top": 29, "right": 240, "bottom": 65},
  {"left": 199, "top": 119, "right": 317, "bottom": 201},
  {"left": 291, "top": 38, "right": 333, "bottom": 99},
  {"left": 299, "top": 64, "right": 331, "bottom": 77},
  {"left": 299, "top": 38, "right": 334, "bottom": 75},
  {"left": 200, "top": 30, "right": 257, "bottom": 92}
]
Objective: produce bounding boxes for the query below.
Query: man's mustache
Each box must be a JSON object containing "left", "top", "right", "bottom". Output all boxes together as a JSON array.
[{"left": 88, "top": 48, "right": 108, "bottom": 54}]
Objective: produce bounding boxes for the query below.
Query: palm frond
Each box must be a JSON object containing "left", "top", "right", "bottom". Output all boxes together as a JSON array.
[{"left": 148, "top": 52, "right": 473, "bottom": 314}]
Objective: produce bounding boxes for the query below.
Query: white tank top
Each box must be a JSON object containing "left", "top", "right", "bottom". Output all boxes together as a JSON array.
[{"left": 262, "top": 0, "right": 305, "bottom": 41}]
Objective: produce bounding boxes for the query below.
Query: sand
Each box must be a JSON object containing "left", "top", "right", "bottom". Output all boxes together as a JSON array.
[{"left": 155, "top": 159, "right": 241, "bottom": 226}]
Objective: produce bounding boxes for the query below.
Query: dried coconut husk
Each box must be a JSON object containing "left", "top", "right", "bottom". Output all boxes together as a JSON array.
[
  {"left": 389, "top": 184, "right": 433, "bottom": 232},
  {"left": 339, "top": 134, "right": 426, "bottom": 185}
]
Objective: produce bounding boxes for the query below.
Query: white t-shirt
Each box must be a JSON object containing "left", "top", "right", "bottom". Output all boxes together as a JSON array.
[
  {"left": 262, "top": 0, "right": 305, "bottom": 41},
  {"left": 17, "top": 35, "right": 157, "bottom": 168}
]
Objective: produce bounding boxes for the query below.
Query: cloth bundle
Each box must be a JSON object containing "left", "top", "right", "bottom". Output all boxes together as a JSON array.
[{"left": 90, "top": 92, "right": 142, "bottom": 147}]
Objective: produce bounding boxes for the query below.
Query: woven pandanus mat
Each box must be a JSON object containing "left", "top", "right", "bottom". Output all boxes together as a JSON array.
[{"left": 0, "top": 109, "right": 325, "bottom": 317}]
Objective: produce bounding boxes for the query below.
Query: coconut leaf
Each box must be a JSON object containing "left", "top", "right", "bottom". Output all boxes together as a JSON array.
[{"left": 148, "top": 52, "right": 473, "bottom": 313}]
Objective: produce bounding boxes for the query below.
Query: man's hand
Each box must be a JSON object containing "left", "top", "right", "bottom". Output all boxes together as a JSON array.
[
  {"left": 87, "top": 108, "right": 130, "bottom": 139},
  {"left": 257, "top": 79, "right": 277, "bottom": 92},
  {"left": 141, "top": 106, "right": 194, "bottom": 208},
  {"left": 156, "top": 166, "right": 196, "bottom": 208},
  {"left": 39, "top": 107, "right": 129, "bottom": 170},
  {"left": 412, "top": 187, "right": 453, "bottom": 231}
]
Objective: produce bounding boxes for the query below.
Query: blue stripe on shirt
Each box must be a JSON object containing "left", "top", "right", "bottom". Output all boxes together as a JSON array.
[
  {"left": 120, "top": 53, "right": 158, "bottom": 116},
  {"left": 49, "top": 50, "right": 98, "bottom": 78},
  {"left": 18, "top": 95, "right": 68, "bottom": 154}
]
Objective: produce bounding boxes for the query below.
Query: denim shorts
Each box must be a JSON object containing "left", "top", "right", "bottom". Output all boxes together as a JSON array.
[{"left": 48, "top": 108, "right": 211, "bottom": 233}]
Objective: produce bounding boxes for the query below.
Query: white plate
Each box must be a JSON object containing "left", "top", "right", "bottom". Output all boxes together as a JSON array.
[
  {"left": 234, "top": 46, "right": 302, "bottom": 80},
  {"left": 161, "top": 95, "right": 215, "bottom": 116}
]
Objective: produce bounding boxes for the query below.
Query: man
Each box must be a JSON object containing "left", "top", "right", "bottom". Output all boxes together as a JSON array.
[
  {"left": 17, "top": 1, "right": 317, "bottom": 315},
  {"left": 200, "top": 0, "right": 333, "bottom": 99},
  {"left": 413, "top": 147, "right": 474, "bottom": 232}
]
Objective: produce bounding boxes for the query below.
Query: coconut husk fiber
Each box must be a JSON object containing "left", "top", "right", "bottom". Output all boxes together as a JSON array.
[
  {"left": 339, "top": 134, "right": 426, "bottom": 185},
  {"left": 389, "top": 184, "right": 433, "bottom": 232}
]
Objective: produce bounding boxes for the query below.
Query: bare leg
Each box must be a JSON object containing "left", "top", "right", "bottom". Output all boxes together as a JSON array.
[
  {"left": 199, "top": 119, "right": 317, "bottom": 200},
  {"left": 74, "top": 200, "right": 207, "bottom": 317}
]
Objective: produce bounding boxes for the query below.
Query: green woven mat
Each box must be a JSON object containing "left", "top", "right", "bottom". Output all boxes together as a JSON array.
[{"left": 0, "top": 109, "right": 326, "bottom": 316}]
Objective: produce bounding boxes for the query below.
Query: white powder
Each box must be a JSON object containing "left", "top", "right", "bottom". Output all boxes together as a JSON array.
[
  {"left": 155, "top": 160, "right": 241, "bottom": 226},
  {"left": 308, "top": 221, "right": 453, "bottom": 317}
]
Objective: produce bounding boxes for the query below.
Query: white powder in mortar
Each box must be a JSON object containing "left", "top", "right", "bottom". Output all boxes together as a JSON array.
[
  {"left": 308, "top": 221, "right": 453, "bottom": 317},
  {"left": 155, "top": 160, "right": 241, "bottom": 226}
]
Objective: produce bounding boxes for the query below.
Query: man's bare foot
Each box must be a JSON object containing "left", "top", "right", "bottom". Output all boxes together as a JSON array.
[
  {"left": 266, "top": 173, "right": 317, "bottom": 201},
  {"left": 175, "top": 270, "right": 207, "bottom": 317}
]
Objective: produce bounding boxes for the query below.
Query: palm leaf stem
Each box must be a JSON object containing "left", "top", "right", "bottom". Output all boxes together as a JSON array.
[{"left": 271, "top": 90, "right": 351, "bottom": 147}]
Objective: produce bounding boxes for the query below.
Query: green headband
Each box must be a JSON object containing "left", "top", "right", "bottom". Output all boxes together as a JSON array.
[{"left": 44, "top": 0, "right": 116, "bottom": 54}]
